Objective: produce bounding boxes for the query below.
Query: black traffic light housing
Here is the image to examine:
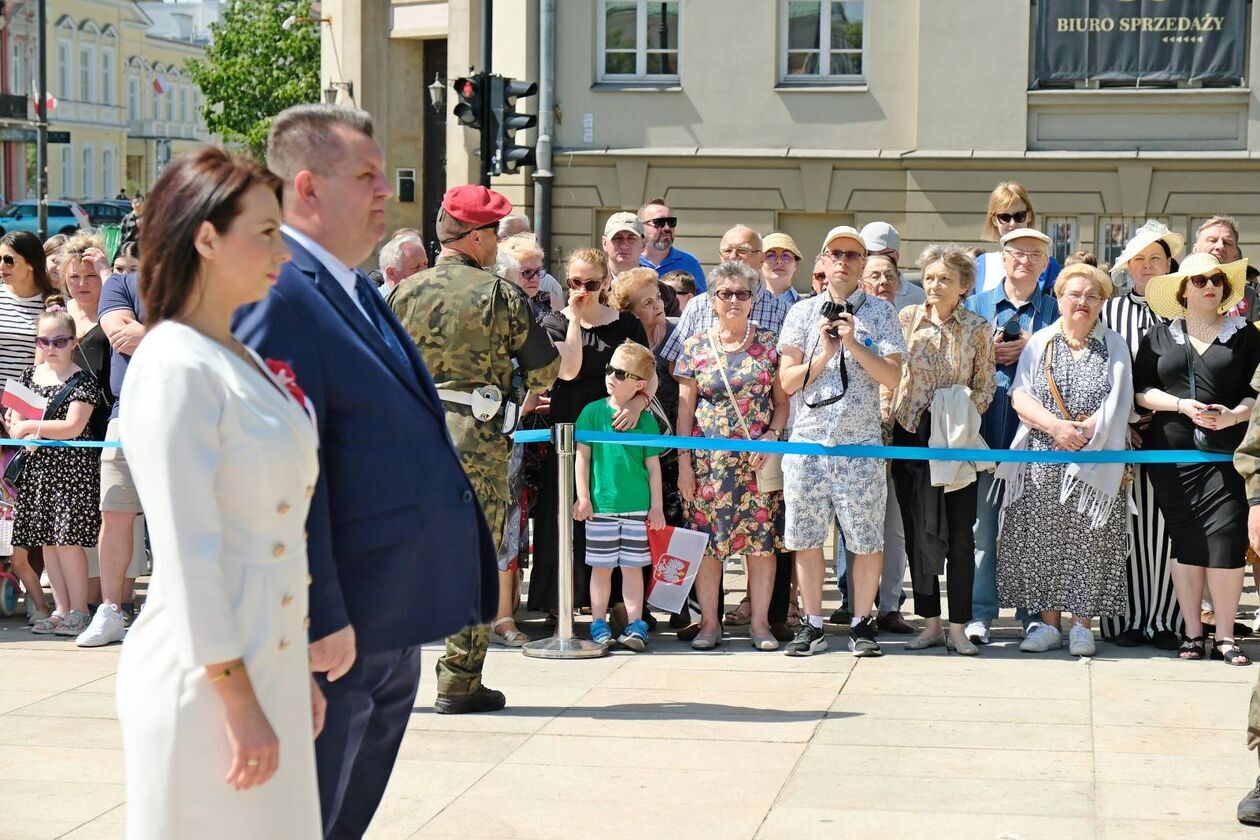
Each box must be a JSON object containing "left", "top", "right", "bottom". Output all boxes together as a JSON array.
[
  {"left": 490, "top": 75, "right": 538, "bottom": 175},
  {"left": 452, "top": 75, "right": 485, "bottom": 130}
]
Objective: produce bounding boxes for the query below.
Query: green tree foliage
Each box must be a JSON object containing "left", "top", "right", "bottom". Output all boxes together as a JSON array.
[{"left": 186, "top": 1, "right": 321, "bottom": 158}]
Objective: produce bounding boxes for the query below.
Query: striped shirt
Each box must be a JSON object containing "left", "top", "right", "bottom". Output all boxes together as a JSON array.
[
  {"left": 1100, "top": 291, "right": 1164, "bottom": 360},
  {"left": 0, "top": 286, "right": 44, "bottom": 384}
]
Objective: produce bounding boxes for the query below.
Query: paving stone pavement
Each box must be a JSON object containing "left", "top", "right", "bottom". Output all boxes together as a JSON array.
[{"left": 4, "top": 605, "right": 1260, "bottom": 840}]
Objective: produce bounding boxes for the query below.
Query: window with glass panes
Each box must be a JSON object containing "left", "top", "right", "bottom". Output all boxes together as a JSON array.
[
  {"left": 782, "top": 0, "right": 865, "bottom": 81},
  {"left": 601, "top": 0, "right": 680, "bottom": 80}
]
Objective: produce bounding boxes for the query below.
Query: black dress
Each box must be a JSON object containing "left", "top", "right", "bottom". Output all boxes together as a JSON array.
[
  {"left": 76, "top": 323, "right": 114, "bottom": 441},
  {"left": 528, "top": 309, "right": 649, "bottom": 612},
  {"left": 1134, "top": 320, "right": 1260, "bottom": 569},
  {"left": 12, "top": 366, "right": 104, "bottom": 548}
]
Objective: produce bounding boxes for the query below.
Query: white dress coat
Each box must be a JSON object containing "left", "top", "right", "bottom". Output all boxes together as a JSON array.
[{"left": 116, "top": 322, "right": 322, "bottom": 839}]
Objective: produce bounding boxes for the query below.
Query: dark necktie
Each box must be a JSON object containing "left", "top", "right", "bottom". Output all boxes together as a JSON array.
[{"left": 353, "top": 272, "right": 410, "bottom": 369}]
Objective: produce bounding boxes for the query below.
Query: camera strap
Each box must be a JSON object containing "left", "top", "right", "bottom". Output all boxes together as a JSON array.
[{"left": 802, "top": 293, "right": 865, "bottom": 408}]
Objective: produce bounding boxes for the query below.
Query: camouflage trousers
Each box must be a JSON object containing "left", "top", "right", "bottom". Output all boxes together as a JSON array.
[{"left": 436, "top": 480, "right": 507, "bottom": 697}]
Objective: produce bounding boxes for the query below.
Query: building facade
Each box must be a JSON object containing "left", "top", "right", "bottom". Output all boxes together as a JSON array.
[
  {"left": 0, "top": 0, "right": 214, "bottom": 203},
  {"left": 333, "top": 0, "right": 1260, "bottom": 280}
]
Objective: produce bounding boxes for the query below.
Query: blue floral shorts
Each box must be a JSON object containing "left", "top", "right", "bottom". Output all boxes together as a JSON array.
[{"left": 782, "top": 453, "right": 886, "bottom": 554}]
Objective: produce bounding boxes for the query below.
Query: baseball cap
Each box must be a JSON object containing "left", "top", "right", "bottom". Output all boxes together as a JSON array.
[
  {"left": 822, "top": 225, "right": 867, "bottom": 254},
  {"left": 999, "top": 227, "right": 1051, "bottom": 247},
  {"left": 860, "top": 221, "right": 900, "bottom": 254},
  {"left": 603, "top": 212, "right": 644, "bottom": 239}
]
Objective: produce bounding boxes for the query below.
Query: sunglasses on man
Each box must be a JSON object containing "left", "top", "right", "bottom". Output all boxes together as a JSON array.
[
  {"left": 604, "top": 364, "right": 646, "bottom": 382},
  {"left": 644, "top": 217, "right": 677, "bottom": 229},
  {"left": 994, "top": 210, "right": 1030, "bottom": 225}
]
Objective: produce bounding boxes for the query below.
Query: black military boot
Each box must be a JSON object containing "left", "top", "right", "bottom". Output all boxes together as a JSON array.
[
  {"left": 434, "top": 685, "right": 506, "bottom": 715},
  {"left": 1238, "top": 776, "right": 1260, "bottom": 825}
]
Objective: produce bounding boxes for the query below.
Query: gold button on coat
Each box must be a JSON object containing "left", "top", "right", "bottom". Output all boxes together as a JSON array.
[
  {"left": 277, "top": 501, "right": 291, "bottom": 514},
  {"left": 281, "top": 594, "right": 294, "bottom": 607},
  {"left": 278, "top": 638, "right": 291, "bottom": 651},
  {"left": 305, "top": 485, "right": 315, "bottom": 498},
  {"left": 272, "top": 544, "right": 285, "bottom": 558}
]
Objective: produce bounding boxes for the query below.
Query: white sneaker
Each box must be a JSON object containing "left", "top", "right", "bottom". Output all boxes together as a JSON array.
[
  {"left": 75, "top": 603, "right": 127, "bottom": 647},
  {"left": 1068, "top": 623, "right": 1095, "bottom": 657},
  {"left": 1019, "top": 622, "right": 1062, "bottom": 653},
  {"left": 964, "top": 618, "right": 990, "bottom": 645}
]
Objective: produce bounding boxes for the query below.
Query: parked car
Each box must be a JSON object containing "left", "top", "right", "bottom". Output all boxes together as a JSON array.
[
  {"left": 77, "top": 199, "right": 130, "bottom": 227},
  {"left": 0, "top": 200, "right": 91, "bottom": 238}
]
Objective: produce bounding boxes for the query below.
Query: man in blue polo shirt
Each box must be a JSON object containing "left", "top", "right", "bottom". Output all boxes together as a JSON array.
[
  {"left": 638, "top": 197, "right": 707, "bottom": 292},
  {"left": 963, "top": 227, "right": 1060, "bottom": 646}
]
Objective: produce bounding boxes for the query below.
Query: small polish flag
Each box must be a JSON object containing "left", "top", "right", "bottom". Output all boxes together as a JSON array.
[
  {"left": 645, "top": 525, "right": 709, "bottom": 614},
  {"left": 30, "top": 82, "right": 56, "bottom": 115},
  {"left": 1, "top": 379, "right": 46, "bottom": 421},
  {"left": 152, "top": 75, "right": 171, "bottom": 95}
]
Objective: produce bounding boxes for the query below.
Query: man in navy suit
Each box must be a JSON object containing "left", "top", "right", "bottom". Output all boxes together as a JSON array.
[{"left": 234, "top": 104, "right": 496, "bottom": 839}]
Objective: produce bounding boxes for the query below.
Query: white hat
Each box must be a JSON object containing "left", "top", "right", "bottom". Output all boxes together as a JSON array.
[
  {"left": 1110, "top": 219, "right": 1185, "bottom": 275},
  {"left": 1145, "top": 252, "right": 1249, "bottom": 319},
  {"left": 603, "top": 211, "right": 644, "bottom": 239},
  {"left": 860, "top": 221, "right": 900, "bottom": 254},
  {"left": 822, "top": 225, "right": 867, "bottom": 254},
  {"left": 999, "top": 227, "right": 1051, "bottom": 247}
]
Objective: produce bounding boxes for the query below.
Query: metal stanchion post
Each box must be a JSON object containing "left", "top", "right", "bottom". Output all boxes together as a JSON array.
[{"left": 523, "top": 423, "right": 607, "bottom": 659}]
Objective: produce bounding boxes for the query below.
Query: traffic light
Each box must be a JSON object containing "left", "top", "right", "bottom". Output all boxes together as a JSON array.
[
  {"left": 452, "top": 74, "right": 485, "bottom": 130},
  {"left": 490, "top": 75, "right": 538, "bottom": 174}
]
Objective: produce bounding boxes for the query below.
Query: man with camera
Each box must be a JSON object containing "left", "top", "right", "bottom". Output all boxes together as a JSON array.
[
  {"left": 962, "top": 227, "right": 1060, "bottom": 645},
  {"left": 778, "top": 225, "right": 905, "bottom": 657}
]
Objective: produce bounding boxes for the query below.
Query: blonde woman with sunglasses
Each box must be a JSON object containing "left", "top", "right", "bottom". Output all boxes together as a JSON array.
[{"left": 974, "top": 181, "right": 1063, "bottom": 296}]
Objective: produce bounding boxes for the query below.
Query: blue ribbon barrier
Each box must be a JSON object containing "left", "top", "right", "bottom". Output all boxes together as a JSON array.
[
  {"left": 511, "top": 429, "right": 1232, "bottom": 465},
  {"left": 0, "top": 438, "right": 121, "bottom": 449}
]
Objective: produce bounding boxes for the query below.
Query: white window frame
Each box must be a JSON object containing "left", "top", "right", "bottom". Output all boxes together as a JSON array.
[
  {"left": 778, "top": 0, "right": 868, "bottom": 85},
  {"left": 79, "top": 44, "right": 93, "bottom": 103},
  {"left": 81, "top": 145, "right": 93, "bottom": 198},
  {"left": 9, "top": 42, "right": 23, "bottom": 96},
  {"left": 1045, "top": 216, "right": 1078, "bottom": 267},
  {"left": 127, "top": 76, "right": 139, "bottom": 121},
  {"left": 101, "top": 48, "right": 115, "bottom": 106},
  {"left": 58, "top": 147, "right": 72, "bottom": 199},
  {"left": 596, "top": 0, "right": 682, "bottom": 83},
  {"left": 56, "top": 41, "right": 72, "bottom": 100},
  {"left": 180, "top": 85, "right": 188, "bottom": 124},
  {"left": 102, "top": 147, "right": 115, "bottom": 197}
]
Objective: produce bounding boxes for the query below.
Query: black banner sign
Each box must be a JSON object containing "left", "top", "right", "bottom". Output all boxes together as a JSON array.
[{"left": 1034, "top": 0, "right": 1246, "bottom": 85}]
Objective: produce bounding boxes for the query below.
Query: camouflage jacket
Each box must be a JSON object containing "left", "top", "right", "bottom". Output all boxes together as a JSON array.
[
  {"left": 1236, "top": 360, "right": 1260, "bottom": 505},
  {"left": 388, "top": 252, "right": 560, "bottom": 501}
]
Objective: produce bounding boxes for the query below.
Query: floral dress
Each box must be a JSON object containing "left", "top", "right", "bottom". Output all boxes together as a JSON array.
[
  {"left": 996, "top": 334, "right": 1128, "bottom": 617},
  {"left": 674, "top": 327, "right": 782, "bottom": 562},
  {"left": 13, "top": 366, "right": 104, "bottom": 547}
]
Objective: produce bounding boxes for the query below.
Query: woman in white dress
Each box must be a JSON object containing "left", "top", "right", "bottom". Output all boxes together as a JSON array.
[{"left": 116, "top": 147, "right": 323, "bottom": 838}]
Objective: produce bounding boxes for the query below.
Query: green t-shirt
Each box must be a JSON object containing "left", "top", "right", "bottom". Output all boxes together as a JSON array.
[{"left": 575, "top": 397, "right": 664, "bottom": 514}]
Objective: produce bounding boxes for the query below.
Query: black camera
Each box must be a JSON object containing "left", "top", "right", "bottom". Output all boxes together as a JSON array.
[
  {"left": 820, "top": 300, "right": 854, "bottom": 338},
  {"left": 999, "top": 317, "right": 1022, "bottom": 342}
]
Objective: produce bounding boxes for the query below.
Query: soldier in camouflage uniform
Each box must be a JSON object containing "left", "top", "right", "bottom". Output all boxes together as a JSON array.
[
  {"left": 1236, "top": 359, "right": 1260, "bottom": 824},
  {"left": 389, "top": 185, "right": 561, "bottom": 715}
]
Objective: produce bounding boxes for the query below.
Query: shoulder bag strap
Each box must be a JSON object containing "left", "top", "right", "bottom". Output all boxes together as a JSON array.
[
  {"left": 43, "top": 370, "right": 89, "bottom": 420},
  {"left": 1043, "top": 344, "right": 1083, "bottom": 422},
  {"left": 706, "top": 327, "right": 756, "bottom": 441},
  {"left": 1183, "top": 321, "right": 1198, "bottom": 402}
]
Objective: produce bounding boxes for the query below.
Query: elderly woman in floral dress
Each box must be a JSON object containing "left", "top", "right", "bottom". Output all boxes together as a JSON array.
[{"left": 675, "top": 261, "right": 789, "bottom": 652}]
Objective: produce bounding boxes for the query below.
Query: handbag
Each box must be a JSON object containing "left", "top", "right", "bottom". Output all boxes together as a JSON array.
[
  {"left": 1183, "top": 329, "right": 1246, "bottom": 454},
  {"left": 2, "top": 371, "right": 89, "bottom": 488},
  {"left": 705, "top": 328, "right": 784, "bottom": 492}
]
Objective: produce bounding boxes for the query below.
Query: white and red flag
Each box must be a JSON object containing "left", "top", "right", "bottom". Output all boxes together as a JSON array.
[
  {"left": 2, "top": 379, "right": 45, "bottom": 421},
  {"left": 152, "top": 76, "right": 171, "bottom": 94},
  {"left": 30, "top": 82, "right": 56, "bottom": 115},
  {"left": 645, "top": 525, "right": 709, "bottom": 614}
]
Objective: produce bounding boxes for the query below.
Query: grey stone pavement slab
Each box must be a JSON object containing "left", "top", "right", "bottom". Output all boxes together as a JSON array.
[{"left": 4, "top": 597, "right": 1260, "bottom": 839}]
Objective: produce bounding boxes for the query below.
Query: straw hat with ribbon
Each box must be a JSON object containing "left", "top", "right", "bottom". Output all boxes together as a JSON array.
[{"left": 1144, "top": 252, "right": 1249, "bottom": 320}]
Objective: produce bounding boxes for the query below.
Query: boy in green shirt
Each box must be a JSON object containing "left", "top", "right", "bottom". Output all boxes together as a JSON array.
[{"left": 573, "top": 341, "right": 665, "bottom": 650}]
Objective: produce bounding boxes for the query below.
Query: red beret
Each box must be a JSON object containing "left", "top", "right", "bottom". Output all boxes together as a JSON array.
[{"left": 441, "top": 185, "right": 512, "bottom": 226}]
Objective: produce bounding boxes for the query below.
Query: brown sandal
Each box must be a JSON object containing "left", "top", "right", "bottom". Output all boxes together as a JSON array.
[{"left": 724, "top": 597, "right": 752, "bottom": 626}]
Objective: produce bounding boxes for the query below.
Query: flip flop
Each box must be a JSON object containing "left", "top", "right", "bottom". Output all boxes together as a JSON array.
[{"left": 490, "top": 617, "right": 531, "bottom": 647}]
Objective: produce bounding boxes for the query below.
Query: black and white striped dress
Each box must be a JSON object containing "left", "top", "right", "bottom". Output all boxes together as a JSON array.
[{"left": 1099, "top": 292, "right": 1181, "bottom": 639}]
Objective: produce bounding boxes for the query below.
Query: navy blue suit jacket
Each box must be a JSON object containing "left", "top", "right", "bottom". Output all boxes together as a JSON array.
[{"left": 233, "top": 233, "right": 496, "bottom": 654}]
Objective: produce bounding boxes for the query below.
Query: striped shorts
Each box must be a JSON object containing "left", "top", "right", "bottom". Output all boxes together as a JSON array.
[{"left": 584, "top": 513, "right": 651, "bottom": 569}]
